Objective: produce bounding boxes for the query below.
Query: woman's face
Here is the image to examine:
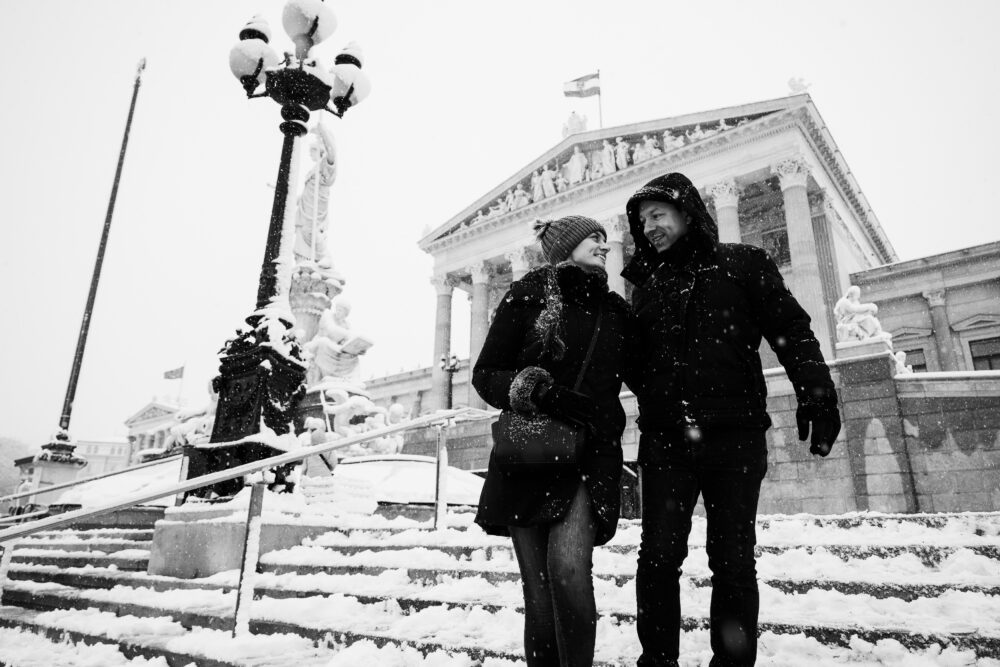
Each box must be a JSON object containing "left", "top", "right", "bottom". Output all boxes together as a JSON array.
[{"left": 570, "top": 232, "right": 610, "bottom": 272}]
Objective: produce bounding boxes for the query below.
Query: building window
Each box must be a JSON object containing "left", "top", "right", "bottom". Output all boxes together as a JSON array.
[
  {"left": 971, "top": 337, "right": 1000, "bottom": 371},
  {"left": 761, "top": 228, "right": 791, "bottom": 267},
  {"left": 902, "top": 349, "right": 927, "bottom": 373}
]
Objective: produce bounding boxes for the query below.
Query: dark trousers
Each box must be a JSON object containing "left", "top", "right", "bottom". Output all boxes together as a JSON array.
[
  {"left": 636, "top": 430, "right": 767, "bottom": 667},
  {"left": 509, "top": 483, "right": 598, "bottom": 667}
]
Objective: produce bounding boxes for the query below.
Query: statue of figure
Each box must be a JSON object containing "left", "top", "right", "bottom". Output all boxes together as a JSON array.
[
  {"left": 718, "top": 118, "right": 731, "bottom": 132},
  {"left": 305, "top": 296, "right": 372, "bottom": 387},
  {"left": 488, "top": 201, "right": 505, "bottom": 217},
  {"left": 601, "top": 140, "right": 617, "bottom": 175},
  {"left": 540, "top": 164, "right": 557, "bottom": 198},
  {"left": 555, "top": 170, "right": 569, "bottom": 193},
  {"left": 562, "top": 111, "right": 588, "bottom": 137},
  {"left": 293, "top": 121, "right": 338, "bottom": 265},
  {"left": 512, "top": 183, "right": 531, "bottom": 208},
  {"left": 614, "top": 137, "right": 630, "bottom": 170},
  {"left": 165, "top": 381, "right": 218, "bottom": 450},
  {"left": 643, "top": 134, "right": 662, "bottom": 157},
  {"left": 686, "top": 124, "right": 706, "bottom": 142},
  {"left": 632, "top": 140, "right": 649, "bottom": 164},
  {"left": 531, "top": 169, "right": 545, "bottom": 201},
  {"left": 662, "top": 130, "right": 684, "bottom": 150},
  {"left": 589, "top": 157, "right": 603, "bottom": 181},
  {"left": 894, "top": 351, "right": 913, "bottom": 375},
  {"left": 565, "top": 145, "right": 588, "bottom": 185},
  {"left": 834, "top": 286, "right": 886, "bottom": 342}
]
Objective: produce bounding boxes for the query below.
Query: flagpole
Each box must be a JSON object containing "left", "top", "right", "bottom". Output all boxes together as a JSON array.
[
  {"left": 58, "top": 58, "right": 146, "bottom": 433},
  {"left": 597, "top": 69, "right": 604, "bottom": 129}
]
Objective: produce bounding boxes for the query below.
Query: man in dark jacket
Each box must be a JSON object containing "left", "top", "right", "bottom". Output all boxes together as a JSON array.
[{"left": 622, "top": 172, "right": 841, "bottom": 667}]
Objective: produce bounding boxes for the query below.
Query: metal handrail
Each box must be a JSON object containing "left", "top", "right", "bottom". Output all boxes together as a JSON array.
[
  {"left": 0, "top": 408, "right": 472, "bottom": 545},
  {"left": 0, "top": 454, "right": 183, "bottom": 505}
]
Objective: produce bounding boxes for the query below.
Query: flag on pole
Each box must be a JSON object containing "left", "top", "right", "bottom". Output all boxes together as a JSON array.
[
  {"left": 563, "top": 72, "right": 600, "bottom": 98},
  {"left": 163, "top": 366, "right": 184, "bottom": 380}
]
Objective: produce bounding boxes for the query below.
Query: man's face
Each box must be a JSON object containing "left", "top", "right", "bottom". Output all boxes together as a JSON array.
[{"left": 639, "top": 200, "right": 688, "bottom": 252}]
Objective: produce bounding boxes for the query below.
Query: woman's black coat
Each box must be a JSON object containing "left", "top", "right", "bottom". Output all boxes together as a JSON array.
[{"left": 472, "top": 264, "right": 635, "bottom": 546}]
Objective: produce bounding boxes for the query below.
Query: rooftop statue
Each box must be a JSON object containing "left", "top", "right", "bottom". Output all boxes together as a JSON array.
[
  {"left": 614, "top": 137, "right": 630, "bottom": 170},
  {"left": 562, "top": 111, "right": 588, "bottom": 137},
  {"left": 834, "top": 285, "right": 888, "bottom": 342},
  {"left": 662, "top": 130, "right": 685, "bottom": 150},
  {"left": 566, "top": 145, "right": 588, "bottom": 185},
  {"left": 894, "top": 350, "right": 914, "bottom": 375},
  {"left": 601, "top": 139, "right": 617, "bottom": 175}
]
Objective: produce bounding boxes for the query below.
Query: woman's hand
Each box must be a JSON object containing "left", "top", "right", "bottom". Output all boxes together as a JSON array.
[{"left": 535, "top": 384, "right": 598, "bottom": 428}]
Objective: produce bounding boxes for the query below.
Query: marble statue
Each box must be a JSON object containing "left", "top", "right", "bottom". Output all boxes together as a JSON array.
[
  {"left": 531, "top": 169, "right": 544, "bottom": 201},
  {"left": 601, "top": 139, "right": 617, "bottom": 174},
  {"left": 662, "top": 130, "right": 685, "bottom": 150},
  {"left": 293, "top": 121, "right": 338, "bottom": 266},
  {"left": 632, "top": 140, "right": 648, "bottom": 164},
  {"left": 686, "top": 124, "right": 706, "bottom": 142},
  {"left": 305, "top": 296, "right": 371, "bottom": 388},
  {"left": 165, "top": 381, "right": 219, "bottom": 450},
  {"left": 834, "top": 286, "right": 887, "bottom": 342},
  {"left": 555, "top": 170, "right": 569, "bottom": 193},
  {"left": 614, "top": 137, "right": 630, "bottom": 170},
  {"left": 643, "top": 134, "right": 662, "bottom": 158},
  {"left": 562, "top": 111, "right": 588, "bottom": 137},
  {"left": 588, "top": 157, "right": 603, "bottom": 181},
  {"left": 503, "top": 189, "right": 516, "bottom": 212},
  {"left": 540, "top": 164, "right": 557, "bottom": 198},
  {"left": 894, "top": 350, "right": 913, "bottom": 375},
  {"left": 566, "top": 145, "right": 588, "bottom": 185},
  {"left": 512, "top": 183, "right": 531, "bottom": 208}
]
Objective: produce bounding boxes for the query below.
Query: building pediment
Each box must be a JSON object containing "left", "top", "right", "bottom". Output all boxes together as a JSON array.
[
  {"left": 952, "top": 314, "right": 1000, "bottom": 332},
  {"left": 891, "top": 326, "right": 933, "bottom": 342},
  {"left": 418, "top": 93, "right": 896, "bottom": 265},
  {"left": 124, "top": 402, "right": 178, "bottom": 426}
]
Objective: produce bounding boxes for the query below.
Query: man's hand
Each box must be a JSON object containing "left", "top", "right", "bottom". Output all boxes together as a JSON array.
[
  {"left": 796, "top": 402, "right": 841, "bottom": 456},
  {"left": 535, "top": 384, "right": 598, "bottom": 429}
]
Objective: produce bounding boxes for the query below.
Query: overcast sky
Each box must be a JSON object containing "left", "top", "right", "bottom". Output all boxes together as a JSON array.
[{"left": 1, "top": 0, "right": 998, "bottom": 448}]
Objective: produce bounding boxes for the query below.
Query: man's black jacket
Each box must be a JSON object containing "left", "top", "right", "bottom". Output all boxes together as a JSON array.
[{"left": 621, "top": 172, "right": 837, "bottom": 434}]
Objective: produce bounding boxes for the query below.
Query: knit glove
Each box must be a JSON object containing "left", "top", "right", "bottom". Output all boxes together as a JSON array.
[
  {"left": 796, "top": 402, "right": 841, "bottom": 456},
  {"left": 534, "top": 383, "right": 598, "bottom": 430}
]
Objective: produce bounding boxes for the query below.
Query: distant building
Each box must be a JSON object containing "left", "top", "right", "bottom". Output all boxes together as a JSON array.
[{"left": 123, "top": 401, "right": 179, "bottom": 464}]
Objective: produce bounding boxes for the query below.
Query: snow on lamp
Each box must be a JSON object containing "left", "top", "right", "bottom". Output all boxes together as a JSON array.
[
  {"left": 329, "top": 43, "right": 371, "bottom": 116},
  {"left": 282, "top": 0, "right": 337, "bottom": 59},
  {"left": 229, "top": 15, "right": 279, "bottom": 96}
]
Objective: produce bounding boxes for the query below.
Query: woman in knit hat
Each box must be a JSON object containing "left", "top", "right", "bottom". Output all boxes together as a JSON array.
[{"left": 473, "top": 215, "right": 638, "bottom": 666}]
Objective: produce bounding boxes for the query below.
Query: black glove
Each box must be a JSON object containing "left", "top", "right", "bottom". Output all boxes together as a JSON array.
[
  {"left": 796, "top": 402, "right": 841, "bottom": 456},
  {"left": 534, "top": 383, "right": 598, "bottom": 429}
]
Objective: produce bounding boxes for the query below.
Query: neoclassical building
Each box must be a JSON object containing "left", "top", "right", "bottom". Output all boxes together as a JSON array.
[{"left": 396, "top": 94, "right": 897, "bottom": 412}]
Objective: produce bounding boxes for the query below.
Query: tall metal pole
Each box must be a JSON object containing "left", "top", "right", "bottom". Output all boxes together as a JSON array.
[{"left": 59, "top": 59, "right": 146, "bottom": 431}]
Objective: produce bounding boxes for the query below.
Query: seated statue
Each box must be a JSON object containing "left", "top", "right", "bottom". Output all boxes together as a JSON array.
[
  {"left": 894, "top": 350, "right": 913, "bottom": 375},
  {"left": 834, "top": 285, "right": 887, "bottom": 342},
  {"left": 305, "top": 297, "right": 372, "bottom": 388},
  {"left": 512, "top": 184, "right": 531, "bottom": 208}
]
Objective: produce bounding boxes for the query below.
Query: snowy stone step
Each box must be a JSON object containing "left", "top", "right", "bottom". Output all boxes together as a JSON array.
[
  {"left": 28, "top": 528, "right": 156, "bottom": 541},
  {"left": 14, "top": 539, "right": 153, "bottom": 554},
  {"left": 0, "top": 605, "right": 339, "bottom": 667},
  {"left": 8, "top": 549, "right": 150, "bottom": 571}
]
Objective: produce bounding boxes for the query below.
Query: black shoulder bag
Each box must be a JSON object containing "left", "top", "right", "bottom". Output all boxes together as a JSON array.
[{"left": 491, "top": 302, "right": 604, "bottom": 474}]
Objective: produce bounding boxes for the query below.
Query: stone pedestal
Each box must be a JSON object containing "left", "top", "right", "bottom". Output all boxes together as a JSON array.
[{"left": 834, "top": 336, "right": 894, "bottom": 360}]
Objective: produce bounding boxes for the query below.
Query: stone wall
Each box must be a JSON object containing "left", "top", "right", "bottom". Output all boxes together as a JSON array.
[{"left": 402, "top": 352, "right": 1000, "bottom": 515}]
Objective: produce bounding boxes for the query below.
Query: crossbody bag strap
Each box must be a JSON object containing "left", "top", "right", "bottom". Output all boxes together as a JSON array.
[{"left": 572, "top": 301, "right": 604, "bottom": 392}]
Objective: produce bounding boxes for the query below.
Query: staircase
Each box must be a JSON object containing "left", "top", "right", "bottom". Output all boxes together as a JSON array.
[{"left": 1, "top": 511, "right": 999, "bottom": 666}]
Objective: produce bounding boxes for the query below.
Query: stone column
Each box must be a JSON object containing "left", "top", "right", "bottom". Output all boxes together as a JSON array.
[
  {"left": 773, "top": 157, "right": 833, "bottom": 357},
  {"left": 430, "top": 275, "right": 455, "bottom": 411},
  {"left": 923, "top": 289, "right": 959, "bottom": 371},
  {"left": 506, "top": 247, "right": 533, "bottom": 281},
  {"left": 709, "top": 179, "right": 741, "bottom": 244},
  {"left": 468, "top": 262, "right": 493, "bottom": 409},
  {"left": 603, "top": 216, "right": 628, "bottom": 297}
]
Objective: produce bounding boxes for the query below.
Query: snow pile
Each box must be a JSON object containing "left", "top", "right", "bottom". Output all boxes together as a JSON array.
[{"left": 0, "top": 627, "right": 171, "bottom": 666}]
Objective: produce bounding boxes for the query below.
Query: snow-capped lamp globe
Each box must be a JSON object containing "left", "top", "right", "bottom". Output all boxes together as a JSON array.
[
  {"left": 228, "top": 15, "right": 279, "bottom": 97},
  {"left": 193, "top": 3, "right": 372, "bottom": 498}
]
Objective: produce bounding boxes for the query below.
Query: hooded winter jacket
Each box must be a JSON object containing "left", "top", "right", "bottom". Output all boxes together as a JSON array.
[
  {"left": 472, "top": 263, "right": 636, "bottom": 546},
  {"left": 621, "top": 172, "right": 837, "bottom": 442}
]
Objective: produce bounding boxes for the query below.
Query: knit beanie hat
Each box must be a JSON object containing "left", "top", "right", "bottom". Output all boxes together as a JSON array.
[{"left": 532, "top": 215, "right": 606, "bottom": 264}]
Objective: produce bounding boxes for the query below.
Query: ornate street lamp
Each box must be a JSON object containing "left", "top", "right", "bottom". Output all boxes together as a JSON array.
[
  {"left": 187, "top": 0, "right": 370, "bottom": 497},
  {"left": 440, "top": 354, "right": 461, "bottom": 410}
]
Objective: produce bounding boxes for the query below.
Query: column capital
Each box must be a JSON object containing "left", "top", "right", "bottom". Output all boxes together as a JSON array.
[
  {"left": 602, "top": 216, "right": 629, "bottom": 244},
  {"left": 709, "top": 179, "right": 740, "bottom": 209},
  {"left": 431, "top": 274, "right": 456, "bottom": 296},
  {"left": 922, "top": 289, "right": 947, "bottom": 308},
  {"left": 469, "top": 261, "right": 494, "bottom": 285},
  {"left": 772, "top": 156, "right": 810, "bottom": 190},
  {"left": 505, "top": 247, "right": 533, "bottom": 274}
]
